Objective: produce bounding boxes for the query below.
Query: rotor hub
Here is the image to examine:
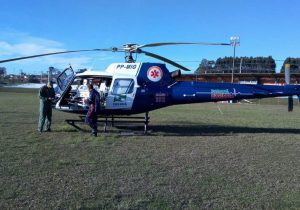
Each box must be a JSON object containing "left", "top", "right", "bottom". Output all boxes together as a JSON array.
[{"left": 123, "top": 43, "right": 139, "bottom": 52}]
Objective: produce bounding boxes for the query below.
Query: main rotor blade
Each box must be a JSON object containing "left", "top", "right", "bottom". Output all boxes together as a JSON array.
[
  {"left": 0, "top": 48, "right": 112, "bottom": 63},
  {"left": 140, "top": 50, "right": 190, "bottom": 71},
  {"left": 138, "top": 42, "right": 230, "bottom": 49}
]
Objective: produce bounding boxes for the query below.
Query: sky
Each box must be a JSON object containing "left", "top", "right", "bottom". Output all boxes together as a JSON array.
[{"left": 0, "top": 0, "right": 300, "bottom": 74}]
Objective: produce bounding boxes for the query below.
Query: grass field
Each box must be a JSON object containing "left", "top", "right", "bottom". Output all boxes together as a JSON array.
[{"left": 0, "top": 88, "right": 300, "bottom": 209}]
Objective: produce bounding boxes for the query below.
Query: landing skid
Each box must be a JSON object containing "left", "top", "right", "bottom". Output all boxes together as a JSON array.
[{"left": 65, "top": 112, "right": 150, "bottom": 134}]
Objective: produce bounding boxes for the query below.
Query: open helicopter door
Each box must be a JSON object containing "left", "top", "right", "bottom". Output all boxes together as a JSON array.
[
  {"left": 54, "top": 67, "right": 75, "bottom": 110},
  {"left": 106, "top": 77, "right": 137, "bottom": 110},
  {"left": 55, "top": 67, "right": 75, "bottom": 97}
]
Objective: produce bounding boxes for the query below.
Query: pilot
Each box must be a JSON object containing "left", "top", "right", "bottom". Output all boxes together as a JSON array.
[
  {"left": 38, "top": 81, "right": 55, "bottom": 133},
  {"left": 85, "top": 84, "right": 101, "bottom": 137}
]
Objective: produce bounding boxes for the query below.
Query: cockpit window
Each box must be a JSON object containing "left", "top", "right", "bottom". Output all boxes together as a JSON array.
[{"left": 112, "top": 79, "right": 134, "bottom": 95}]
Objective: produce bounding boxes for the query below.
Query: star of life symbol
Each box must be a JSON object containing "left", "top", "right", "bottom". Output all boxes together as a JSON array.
[{"left": 147, "top": 66, "right": 163, "bottom": 82}]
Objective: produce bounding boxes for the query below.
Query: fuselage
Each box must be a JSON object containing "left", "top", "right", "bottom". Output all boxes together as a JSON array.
[{"left": 54, "top": 62, "right": 300, "bottom": 115}]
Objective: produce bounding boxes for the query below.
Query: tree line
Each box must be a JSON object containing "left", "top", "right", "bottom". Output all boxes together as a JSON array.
[
  {"left": 195, "top": 57, "right": 300, "bottom": 74},
  {"left": 280, "top": 58, "right": 300, "bottom": 73}
]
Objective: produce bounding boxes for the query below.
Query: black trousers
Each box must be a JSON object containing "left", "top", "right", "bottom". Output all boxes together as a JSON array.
[{"left": 85, "top": 112, "right": 97, "bottom": 134}]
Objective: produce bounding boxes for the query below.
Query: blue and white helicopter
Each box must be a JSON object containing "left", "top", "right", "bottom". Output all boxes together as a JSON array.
[{"left": 1, "top": 42, "right": 299, "bottom": 132}]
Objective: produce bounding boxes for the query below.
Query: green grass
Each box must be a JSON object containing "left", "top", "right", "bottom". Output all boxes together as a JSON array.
[{"left": 0, "top": 88, "right": 300, "bottom": 209}]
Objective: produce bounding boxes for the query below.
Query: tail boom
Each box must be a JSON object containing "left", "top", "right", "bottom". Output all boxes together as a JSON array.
[{"left": 171, "top": 82, "right": 300, "bottom": 104}]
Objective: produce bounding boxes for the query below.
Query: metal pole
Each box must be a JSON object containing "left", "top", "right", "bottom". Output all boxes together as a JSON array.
[
  {"left": 285, "top": 63, "right": 293, "bottom": 112},
  {"left": 240, "top": 58, "right": 243, "bottom": 73},
  {"left": 231, "top": 44, "right": 236, "bottom": 83},
  {"left": 48, "top": 68, "right": 51, "bottom": 83},
  {"left": 230, "top": 36, "right": 240, "bottom": 83},
  {"left": 285, "top": 63, "right": 291, "bottom": 84}
]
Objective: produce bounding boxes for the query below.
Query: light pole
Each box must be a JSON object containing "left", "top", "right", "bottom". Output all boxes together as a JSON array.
[
  {"left": 48, "top": 67, "right": 54, "bottom": 83},
  {"left": 230, "top": 36, "right": 240, "bottom": 83}
]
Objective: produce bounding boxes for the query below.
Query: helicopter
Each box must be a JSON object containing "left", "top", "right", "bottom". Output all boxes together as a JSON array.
[{"left": 1, "top": 42, "right": 300, "bottom": 133}]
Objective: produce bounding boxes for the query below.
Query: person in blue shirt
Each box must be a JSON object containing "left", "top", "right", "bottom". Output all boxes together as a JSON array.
[{"left": 85, "top": 84, "right": 101, "bottom": 136}]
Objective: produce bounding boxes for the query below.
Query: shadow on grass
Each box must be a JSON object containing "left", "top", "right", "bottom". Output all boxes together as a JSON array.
[
  {"left": 149, "top": 124, "right": 300, "bottom": 136},
  {"left": 49, "top": 122, "right": 300, "bottom": 136}
]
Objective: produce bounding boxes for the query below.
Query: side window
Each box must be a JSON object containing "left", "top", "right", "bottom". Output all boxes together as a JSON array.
[{"left": 112, "top": 79, "right": 134, "bottom": 95}]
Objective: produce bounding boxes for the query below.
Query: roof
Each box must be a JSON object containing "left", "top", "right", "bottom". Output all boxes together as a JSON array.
[{"left": 76, "top": 70, "right": 112, "bottom": 77}]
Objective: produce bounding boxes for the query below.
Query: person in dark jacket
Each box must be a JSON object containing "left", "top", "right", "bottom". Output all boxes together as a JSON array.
[
  {"left": 85, "top": 84, "right": 101, "bottom": 136},
  {"left": 38, "top": 82, "right": 55, "bottom": 133}
]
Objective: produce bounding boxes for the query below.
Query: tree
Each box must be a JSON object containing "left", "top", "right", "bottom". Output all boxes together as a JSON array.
[
  {"left": 195, "top": 59, "right": 215, "bottom": 74},
  {"left": 196, "top": 56, "right": 276, "bottom": 73},
  {"left": 280, "top": 58, "right": 300, "bottom": 73},
  {"left": 0, "top": 67, "right": 6, "bottom": 78}
]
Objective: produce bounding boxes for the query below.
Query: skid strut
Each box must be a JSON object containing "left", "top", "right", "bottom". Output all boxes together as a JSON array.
[{"left": 65, "top": 112, "right": 150, "bottom": 134}]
